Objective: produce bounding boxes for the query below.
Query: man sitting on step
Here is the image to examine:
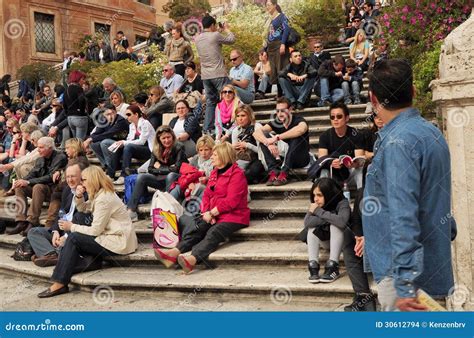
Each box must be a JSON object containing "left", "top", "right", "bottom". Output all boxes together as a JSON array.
[
  {"left": 82, "top": 104, "right": 129, "bottom": 179},
  {"left": 278, "top": 50, "right": 317, "bottom": 110},
  {"left": 317, "top": 55, "right": 346, "bottom": 107},
  {"left": 27, "top": 160, "right": 92, "bottom": 267},
  {"left": 7, "top": 137, "right": 68, "bottom": 236},
  {"left": 253, "top": 97, "right": 310, "bottom": 186},
  {"left": 317, "top": 102, "right": 365, "bottom": 187}
]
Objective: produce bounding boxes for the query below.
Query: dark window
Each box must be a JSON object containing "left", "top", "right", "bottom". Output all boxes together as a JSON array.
[
  {"left": 95, "top": 23, "right": 111, "bottom": 45},
  {"left": 138, "top": 0, "right": 151, "bottom": 5},
  {"left": 34, "top": 12, "right": 55, "bottom": 53}
]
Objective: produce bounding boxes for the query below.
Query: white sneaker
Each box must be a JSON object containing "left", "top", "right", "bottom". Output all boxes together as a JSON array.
[
  {"left": 113, "top": 176, "right": 125, "bottom": 185},
  {"left": 129, "top": 210, "right": 138, "bottom": 222}
]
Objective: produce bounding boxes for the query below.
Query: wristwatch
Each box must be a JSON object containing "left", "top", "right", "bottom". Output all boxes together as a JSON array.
[{"left": 276, "top": 135, "right": 280, "bottom": 141}]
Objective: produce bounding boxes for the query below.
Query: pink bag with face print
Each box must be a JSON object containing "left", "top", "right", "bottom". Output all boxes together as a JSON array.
[{"left": 152, "top": 208, "right": 180, "bottom": 249}]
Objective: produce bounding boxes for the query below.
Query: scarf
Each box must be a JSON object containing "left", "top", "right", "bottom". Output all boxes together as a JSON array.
[{"left": 217, "top": 99, "right": 236, "bottom": 125}]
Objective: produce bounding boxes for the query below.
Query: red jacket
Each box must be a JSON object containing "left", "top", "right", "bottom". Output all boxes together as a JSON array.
[{"left": 201, "top": 162, "right": 250, "bottom": 226}]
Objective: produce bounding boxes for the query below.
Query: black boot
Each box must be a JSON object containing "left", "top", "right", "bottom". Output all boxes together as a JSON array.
[
  {"left": 0, "top": 220, "right": 6, "bottom": 234},
  {"left": 320, "top": 259, "right": 340, "bottom": 283},
  {"left": 6, "top": 221, "right": 29, "bottom": 235},
  {"left": 308, "top": 260, "right": 320, "bottom": 283},
  {"left": 344, "top": 293, "right": 377, "bottom": 311}
]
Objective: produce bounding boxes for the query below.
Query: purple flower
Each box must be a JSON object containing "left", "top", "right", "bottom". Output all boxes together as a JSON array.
[
  {"left": 462, "top": 5, "right": 470, "bottom": 14},
  {"left": 402, "top": 5, "right": 409, "bottom": 14},
  {"left": 448, "top": 17, "right": 454, "bottom": 24},
  {"left": 389, "top": 28, "right": 394, "bottom": 34},
  {"left": 383, "top": 13, "right": 390, "bottom": 20},
  {"left": 410, "top": 17, "right": 417, "bottom": 25},
  {"left": 384, "top": 21, "right": 390, "bottom": 28},
  {"left": 436, "top": 7, "right": 443, "bottom": 14},
  {"left": 430, "top": 3, "right": 436, "bottom": 9},
  {"left": 401, "top": 15, "right": 407, "bottom": 21}
]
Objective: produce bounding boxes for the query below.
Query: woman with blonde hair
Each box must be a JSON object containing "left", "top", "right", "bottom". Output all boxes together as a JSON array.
[
  {"left": 38, "top": 165, "right": 138, "bottom": 298},
  {"left": 110, "top": 90, "right": 129, "bottom": 118},
  {"left": 349, "top": 29, "right": 370, "bottom": 71},
  {"left": 145, "top": 85, "right": 174, "bottom": 129},
  {"left": 215, "top": 84, "right": 241, "bottom": 142},
  {"left": 155, "top": 142, "right": 250, "bottom": 273},
  {"left": 126, "top": 126, "right": 187, "bottom": 221}
]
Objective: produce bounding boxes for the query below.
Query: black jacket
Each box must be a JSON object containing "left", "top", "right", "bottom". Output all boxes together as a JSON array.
[
  {"left": 64, "top": 83, "right": 86, "bottom": 117},
  {"left": 51, "top": 108, "right": 69, "bottom": 131},
  {"left": 169, "top": 115, "right": 202, "bottom": 143},
  {"left": 279, "top": 60, "right": 317, "bottom": 85},
  {"left": 25, "top": 150, "right": 68, "bottom": 185},
  {"left": 50, "top": 187, "right": 92, "bottom": 235},
  {"left": 90, "top": 114, "right": 129, "bottom": 143},
  {"left": 148, "top": 143, "right": 188, "bottom": 175},
  {"left": 318, "top": 60, "right": 345, "bottom": 91},
  {"left": 309, "top": 51, "right": 332, "bottom": 74}
]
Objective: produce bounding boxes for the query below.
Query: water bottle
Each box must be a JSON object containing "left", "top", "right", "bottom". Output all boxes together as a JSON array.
[
  {"left": 343, "top": 182, "right": 351, "bottom": 200},
  {"left": 58, "top": 209, "right": 67, "bottom": 221}
]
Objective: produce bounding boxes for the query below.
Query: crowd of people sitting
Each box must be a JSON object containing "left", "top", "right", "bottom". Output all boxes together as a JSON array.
[{"left": 0, "top": 0, "right": 454, "bottom": 313}]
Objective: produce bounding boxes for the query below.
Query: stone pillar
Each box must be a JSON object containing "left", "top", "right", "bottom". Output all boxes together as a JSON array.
[{"left": 431, "top": 9, "right": 474, "bottom": 311}]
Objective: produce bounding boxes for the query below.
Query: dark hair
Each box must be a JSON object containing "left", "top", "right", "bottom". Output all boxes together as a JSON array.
[
  {"left": 133, "top": 92, "right": 148, "bottom": 105},
  {"left": 345, "top": 58, "right": 357, "bottom": 69},
  {"left": 78, "top": 52, "right": 85, "bottom": 58},
  {"left": 1, "top": 95, "right": 11, "bottom": 104},
  {"left": 368, "top": 59, "right": 413, "bottom": 110},
  {"left": 174, "top": 99, "right": 191, "bottom": 114},
  {"left": 1, "top": 74, "right": 12, "bottom": 83},
  {"left": 202, "top": 15, "right": 216, "bottom": 29},
  {"left": 67, "top": 157, "right": 89, "bottom": 171},
  {"left": 54, "top": 84, "right": 65, "bottom": 97},
  {"left": 290, "top": 49, "right": 301, "bottom": 57},
  {"left": 127, "top": 104, "right": 142, "bottom": 117},
  {"left": 269, "top": 0, "right": 282, "bottom": 13},
  {"left": 333, "top": 55, "right": 345, "bottom": 66},
  {"left": 364, "top": 2, "right": 374, "bottom": 9},
  {"left": 353, "top": 15, "right": 362, "bottom": 21},
  {"left": 103, "top": 103, "right": 116, "bottom": 111},
  {"left": 276, "top": 96, "right": 291, "bottom": 109},
  {"left": 329, "top": 101, "right": 350, "bottom": 117},
  {"left": 310, "top": 178, "right": 344, "bottom": 212},
  {"left": 185, "top": 61, "right": 197, "bottom": 70},
  {"left": 117, "top": 31, "right": 124, "bottom": 35}
]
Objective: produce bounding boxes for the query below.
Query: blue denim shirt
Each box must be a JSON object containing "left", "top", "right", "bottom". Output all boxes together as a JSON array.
[{"left": 363, "top": 107, "right": 456, "bottom": 298}]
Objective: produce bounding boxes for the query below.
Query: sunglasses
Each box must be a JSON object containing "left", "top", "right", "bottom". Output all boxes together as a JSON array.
[
  {"left": 221, "top": 90, "right": 234, "bottom": 95},
  {"left": 12, "top": 131, "right": 21, "bottom": 134},
  {"left": 276, "top": 108, "right": 289, "bottom": 113},
  {"left": 149, "top": 93, "right": 156, "bottom": 96},
  {"left": 230, "top": 56, "right": 240, "bottom": 62},
  {"left": 163, "top": 69, "right": 171, "bottom": 72},
  {"left": 314, "top": 45, "right": 322, "bottom": 48},
  {"left": 125, "top": 113, "right": 132, "bottom": 117},
  {"left": 354, "top": 19, "right": 361, "bottom": 22},
  {"left": 330, "top": 114, "right": 345, "bottom": 120}
]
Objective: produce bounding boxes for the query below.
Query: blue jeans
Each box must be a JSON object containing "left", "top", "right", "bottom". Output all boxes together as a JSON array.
[
  {"left": 319, "top": 78, "right": 344, "bottom": 103},
  {"left": 202, "top": 77, "right": 229, "bottom": 133},
  {"left": 121, "top": 143, "right": 151, "bottom": 176},
  {"left": 96, "top": 139, "right": 122, "bottom": 178},
  {"left": 257, "top": 74, "right": 271, "bottom": 93},
  {"left": 67, "top": 116, "right": 89, "bottom": 140},
  {"left": 278, "top": 77, "right": 316, "bottom": 104},
  {"left": 342, "top": 81, "right": 361, "bottom": 103},
  {"left": 235, "top": 86, "right": 255, "bottom": 104},
  {"left": 127, "top": 172, "right": 180, "bottom": 211},
  {"left": 27, "top": 227, "right": 59, "bottom": 257}
]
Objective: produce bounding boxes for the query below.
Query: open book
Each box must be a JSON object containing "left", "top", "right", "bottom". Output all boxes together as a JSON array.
[
  {"left": 416, "top": 289, "right": 446, "bottom": 311},
  {"left": 319, "top": 155, "right": 366, "bottom": 168}
]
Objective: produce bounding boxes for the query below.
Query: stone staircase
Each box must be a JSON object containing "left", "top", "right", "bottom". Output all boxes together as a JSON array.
[{"left": 0, "top": 46, "right": 376, "bottom": 310}]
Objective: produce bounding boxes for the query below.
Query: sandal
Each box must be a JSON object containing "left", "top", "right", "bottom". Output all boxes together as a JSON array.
[
  {"left": 154, "top": 248, "right": 177, "bottom": 268},
  {"left": 177, "top": 254, "right": 195, "bottom": 274}
]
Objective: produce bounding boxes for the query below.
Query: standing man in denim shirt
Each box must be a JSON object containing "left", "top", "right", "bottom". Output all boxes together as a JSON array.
[{"left": 363, "top": 59, "right": 456, "bottom": 311}]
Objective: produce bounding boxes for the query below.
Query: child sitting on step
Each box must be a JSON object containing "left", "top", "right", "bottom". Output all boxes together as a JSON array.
[{"left": 304, "top": 178, "right": 351, "bottom": 283}]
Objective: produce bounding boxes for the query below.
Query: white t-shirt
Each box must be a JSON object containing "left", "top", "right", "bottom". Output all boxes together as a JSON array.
[{"left": 173, "top": 118, "right": 186, "bottom": 137}]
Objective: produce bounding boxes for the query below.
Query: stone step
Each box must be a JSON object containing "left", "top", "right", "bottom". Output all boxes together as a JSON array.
[
  {"left": 256, "top": 112, "right": 371, "bottom": 125},
  {"left": 251, "top": 95, "right": 369, "bottom": 110},
  {"left": 0, "top": 247, "right": 371, "bottom": 302}
]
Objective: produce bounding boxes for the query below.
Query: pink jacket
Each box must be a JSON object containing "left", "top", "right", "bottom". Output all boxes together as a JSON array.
[{"left": 201, "top": 163, "right": 250, "bottom": 226}]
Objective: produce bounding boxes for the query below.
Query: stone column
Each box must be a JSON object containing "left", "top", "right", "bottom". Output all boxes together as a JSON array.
[{"left": 431, "top": 9, "right": 474, "bottom": 311}]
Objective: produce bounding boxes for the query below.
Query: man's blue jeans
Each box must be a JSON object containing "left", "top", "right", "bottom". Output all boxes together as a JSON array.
[
  {"left": 342, "top": 80, "right": 361, "bottom": 103},
  {"left": 202, "top": 77, "right": 229, "bottom": 133},
  {"left": 279, "top": 77, "right": 316, "bottom": 105},
  {"left": 319, "top": 77, "right": 344, "bottom": 103}
]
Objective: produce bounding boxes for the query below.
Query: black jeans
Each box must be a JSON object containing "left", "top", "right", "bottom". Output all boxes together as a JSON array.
[
  {"left": 177, "top": 216, "right": 246, "bottom": 264},
  {"left": 260, "top": 137, "right": 310, "bottom": 173},
  {"left": 343, "top": 228, "right": 371, "bottom": 294},
  {"left": 52, "top": 232, "right": 117, "bottom": 285}
]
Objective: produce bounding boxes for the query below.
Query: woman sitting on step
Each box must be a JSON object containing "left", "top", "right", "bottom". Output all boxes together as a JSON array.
[
  {"left": 126, "top": 126, "right": 187, "bottom": 222},
  {"left": 155, "top": 142, "right": 250, "bottom": 273},
  {"left": 215, "top": 84, "right": 241, "bottom": 143},
  {"left": 37, "top": 165, "right": 138, "bottom": 298},
  {"left": 304, "top": 178, "right": 350, "bottom": 284}
]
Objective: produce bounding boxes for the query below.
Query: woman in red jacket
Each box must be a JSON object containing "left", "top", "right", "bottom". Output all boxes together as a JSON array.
[{"left": 155, "top": 142, "right": 250, "bottom": 273}]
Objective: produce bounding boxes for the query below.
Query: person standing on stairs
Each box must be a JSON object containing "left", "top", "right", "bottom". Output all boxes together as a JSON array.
[{"left": 303, "top": 178, "right": 350, "bottom": 284}]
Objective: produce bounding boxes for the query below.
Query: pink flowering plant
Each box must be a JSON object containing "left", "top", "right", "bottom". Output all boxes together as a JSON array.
[{"left": 379, "top": 0, "right": 471, "bottom": 115}]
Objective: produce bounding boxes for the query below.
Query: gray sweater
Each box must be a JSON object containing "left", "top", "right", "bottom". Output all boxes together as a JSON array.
[
  {"left": 195, "top": 31, "right": 235, "bottom": 80},
  {"left": 304, "top": 198, "right": 350, "bottom": 230}
]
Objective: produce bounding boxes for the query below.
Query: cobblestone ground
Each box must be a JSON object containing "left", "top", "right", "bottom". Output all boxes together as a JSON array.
[{"left": 0, "top": 270, "right": 348, "bottom": 311}]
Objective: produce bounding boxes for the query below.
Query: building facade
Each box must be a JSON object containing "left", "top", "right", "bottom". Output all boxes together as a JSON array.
[{"left": 0, "top": 0, "right": 158, "bottom": 77}]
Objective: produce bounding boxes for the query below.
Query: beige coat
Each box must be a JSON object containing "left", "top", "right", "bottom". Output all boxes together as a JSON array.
[
  {"left": 71, "top": 190, "right": 138, "bottom": 255},
  {"left": 12, "top": 148, "right": 41, "bottom": 179}
]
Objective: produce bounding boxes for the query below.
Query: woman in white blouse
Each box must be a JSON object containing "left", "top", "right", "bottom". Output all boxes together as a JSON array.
[
  {"left": 110, "top": 90, "right": 129, "bottom": 118},
  {"left": 111, "top": 105, "right": 155, "bottom": 185}
]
